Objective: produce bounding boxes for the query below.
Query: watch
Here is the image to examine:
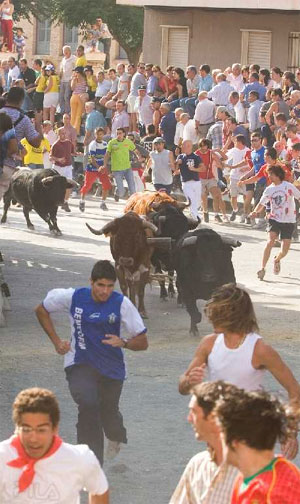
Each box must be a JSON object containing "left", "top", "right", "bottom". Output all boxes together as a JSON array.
[{"left": 122, "top": 338, "right": 129, "bottom": 348}]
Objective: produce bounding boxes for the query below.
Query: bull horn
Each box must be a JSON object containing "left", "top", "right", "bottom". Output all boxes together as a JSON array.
[
  {"left": 182, "top": 235, "right": 197, "bottom": 247},
  {"left": 66, "top": 178, "right": 80, "bottom": 188},
  {"left": 41, "top": 176, "right": 55, "bottom": 186},
  {"left": 186, "top": 217, "right": 199, "bottom": 229},
  {"left": 86, "top": 223, "right": 104, "bottom": 235},
  {"left": 176, "top": 197, "right": 191, "bottom": 210},
  {"left": 220, "top": 236, "right": 242, "bottom": 248},
  {"left": 142, "top": 220, "right": 158, "bottom": 234}
]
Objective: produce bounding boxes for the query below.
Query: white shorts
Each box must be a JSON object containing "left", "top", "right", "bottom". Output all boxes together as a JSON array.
[
  {"left": 229, "top": 178, "right": 246, "bottom": 197},
  {"left": 53, "top": 165, "right": 73, "bottom": 179},
  {"left": 43, "top": 92, "right": 59, "bottom": 108},
  {"left": 126, "top": 95, "right": 137, "bottom": 114}
]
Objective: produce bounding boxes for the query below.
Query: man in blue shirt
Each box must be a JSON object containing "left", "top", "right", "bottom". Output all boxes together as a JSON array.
[
  {"left": 240, "top": 72, "right": 266, "bottom": 104},
  {"left": 35, "top": 260, "right": 148, "bottom": 465},
  {"left": 159, "top": 103, "right": 177, "bottom": 151},
  {"left": 198, "top": 64, "right": 213, "bottom": 92}
]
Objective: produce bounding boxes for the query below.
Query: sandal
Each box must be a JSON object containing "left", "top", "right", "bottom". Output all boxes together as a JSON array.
[
  {"left": 257, "top": 268, "right": 265, "bottom": 281},
  {"left": 273, "top": 258, "right": 281, "bottom": 275}
]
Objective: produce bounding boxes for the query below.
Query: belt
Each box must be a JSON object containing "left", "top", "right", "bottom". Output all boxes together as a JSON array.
[{"left": 198, "top": 122, "right": 214, "bottom": 126}]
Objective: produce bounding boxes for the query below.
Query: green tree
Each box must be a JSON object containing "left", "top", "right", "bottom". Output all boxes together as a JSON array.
[
  {"left": 13, "top": 0, "right": 51, "bottom": 21},
  {"left": 50, "top": 0, "right": 144, "bottom": 64}
]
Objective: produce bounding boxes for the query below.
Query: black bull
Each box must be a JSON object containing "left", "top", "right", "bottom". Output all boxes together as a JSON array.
[{"left": 1, "top": 168, "right": 78, "bottom": 235}]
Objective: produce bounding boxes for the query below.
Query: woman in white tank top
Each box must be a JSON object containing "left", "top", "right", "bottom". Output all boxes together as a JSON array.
[
  {"left": 0, "top": 0, "right": 14, "bottom": 51},
  {"left": 179, "top": 284, "right": 300, "bottom": 458}
]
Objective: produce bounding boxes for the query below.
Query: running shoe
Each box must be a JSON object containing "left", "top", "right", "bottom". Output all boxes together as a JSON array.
[
  {"left": 61, "top": 202, "right": 71, "bottom": 212},
  {"left": 214, "top": 214, "right": 223, "bottom": 223},
  {"left": 257, "top": 268, "right": 265, "bottom": 281},
  {"left": 222, "top": 214, "right": 230, "bottom": 223},
  {"left": 114, "top": 191, "right": 119, "bottom": 202},
  {"left": 79, "top": 200, "right": 85, "bottom": 212},
  {"left": 100, "top": 202, "right": 108, "bottom": 211},
  {"left": 230, "top": 211, "right": 238, "bottom": 222},
  {"left": 240, "top": 214, "right": 246, "bottom": 223},
  {"left": 246, "top": 216, "right": 252, "bottom": 225},
  {"left": 253, "top": 220, "right": 267, "bottom": 230},
  {"left": 273, "top": 258, "right": 281, "bottom": 275},
  {"left": 106, "top": 440, "right": 121, "bottom": 461},
  {"left": 203, "top": 212, "right": 209, "bottom": 223}
]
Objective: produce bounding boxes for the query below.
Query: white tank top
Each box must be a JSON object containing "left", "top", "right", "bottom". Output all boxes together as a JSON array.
[
  {"left": 2, "top": 7, "right": 12, "bottom": 20},
  {"left": 207, "top": 332, "right": 265, "bottom": 391}
]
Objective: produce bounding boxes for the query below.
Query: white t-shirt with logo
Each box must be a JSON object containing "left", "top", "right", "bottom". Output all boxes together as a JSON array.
[
  {"left": 226, "top": 146, "right": 250, "bottom": 180},
  {"left": 260, "top": 181, "right": 300, "bottom": 223},
  {"left": 0, "top": 439, "right": 108, "bottom": 503}
]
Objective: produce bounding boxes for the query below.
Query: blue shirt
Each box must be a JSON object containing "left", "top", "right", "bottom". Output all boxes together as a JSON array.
[
  {"left": 177, "top": 152, "right": 201, "bottom": 182},
  {"left": 0, "top": 128, "right": 16, "bottom": 168},
  {"left": 86, "top": 139, "right": 107, "bottom": 172},
  {"left": 85, "top": 110, "right": 106, "bottom": 133},
  {"left": 43, "top": 288, "right": 146, "bottom": 381},
  {"left": 251, "top": 146, "right": 266, "bottom": 185},
  {"left": 243, "top": 82, "right": 266, "bottom": 103},
  {"left": 160, "top": 111, "right": 177, "bottom": 146},
  {"left": 198, "top": 74, "right": 213, "bottom": 92},
  {"left": 147, "top": 75, "right": 158, "bottom": 95}
]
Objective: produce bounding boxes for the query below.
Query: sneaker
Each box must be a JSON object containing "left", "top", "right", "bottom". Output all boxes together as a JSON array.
[
  {"left": 61, "top": 202, "right": 71, "bottom": 212},
  {"left": 214, "top": 214, "right": 223, "bottom": 223},
  {"left": 253, "top": 220, "right": 266, "bottom": 230},
  {"left": 230, "top": 211, "right": 238, "bottom": 222},
  {"left": 79, "top": 200, "right": 85, "bottom": 212},
  {"left": 240, "top": 214, "right": 246, "bottom": 223},
  {"left": 273, "top": 258, "right": 280, "bottom": 275},
  {"left": 222, "top": 214, "right": 230, "bottom": 223},
  {"left": 106, "top": 440, "right": 121, "bottom": 461},
  {"left": 203, "top": 212, "right": 209, "bottom": 223},
  {"left": 246, "top": 216, "right": 252, "bottom": 225},
  {"left": 114, "top": 191, "right": 119, "bottom": 202},
  {"left": 257, "top": 268, "right": 265, "bottom": 281},
  {"left": 100, "top": 202, "right": 108, "bottom": 211}
]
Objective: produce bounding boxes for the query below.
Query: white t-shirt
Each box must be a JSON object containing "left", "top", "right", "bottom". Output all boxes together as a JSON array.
[
  {"left": 226, "top": 146, "right": 250, "bottom": 180},
  {"left": 117, "top": 72, "right": 130, "bottom": 101},
  {"left": 260, "top": 181, "right": 300, "bottom": 223},
  {"left": 0, "top": 439, "right": 108, "bottom": 503},
  {"left": 60, "top": 55, "right": 77, "bottom": 83},
  {"left": 182, "top": 119, "right": 199, "bottom": 145}
]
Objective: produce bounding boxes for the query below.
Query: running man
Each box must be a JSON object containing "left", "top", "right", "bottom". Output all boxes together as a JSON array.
[
  {"left": 250, "top": 165, "right": 300, "bottom": 280},
  {"left": 175, "top": 139, "right": 203, "bottom": 221},
  {"left": 216, "top": 388, "right": 300, "bottom": 503},
  {"left": 0, "top": 387, "right": 109, "bottom": 503},
  {"left": 35, "top": 260, "right": 148, "bottom": 465}
]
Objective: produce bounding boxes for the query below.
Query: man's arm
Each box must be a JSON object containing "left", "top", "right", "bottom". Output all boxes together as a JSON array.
[
  {"left": 102, "top": 333, "right": 148, "bottom": 351},
  {"left": 178, "top": 335, "right": 216, "bottom": 395},
  {"left": 84, "top": 129, "right": 92, "bottom": 146},
  {"left": 35, "top": 304, "right": 70, "bottom": 354},
  {"left": 103, "top": 151, "right": 111, "bottom": 171},
  {"left": 89, "top": 490, "right": 109, "bottom": 504}
]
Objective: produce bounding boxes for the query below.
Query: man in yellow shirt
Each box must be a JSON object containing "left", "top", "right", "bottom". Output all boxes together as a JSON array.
[
  {"left": 21, "top": 136, "right": 50, "bottom": 169},
  {"left": 75, "top": 45, "right": 87, "bottom": 68}
]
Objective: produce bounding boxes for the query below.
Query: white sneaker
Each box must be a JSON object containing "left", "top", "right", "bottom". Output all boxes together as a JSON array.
[
  {"left": 106, "top": 440, "right": 121, "bottom": 461},
  {"left": 240, "top": 214, "right": 246, "bottom": 223}
]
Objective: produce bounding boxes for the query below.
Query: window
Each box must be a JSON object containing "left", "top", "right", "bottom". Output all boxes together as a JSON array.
[
  {"left": 288, "top": 33, "right": 300, "bottom": 72},
  {"left": 36, "top": 19, "right": 51, "bottom": 55},
  {"left": 64, "top": 26, "right": 79, "bottom": 54},
  {"left": 240, "top": 30, "right": 272, "bottom": 69},
  {"left": 160, "top": 26, "right": 189, "bottom": 70}
]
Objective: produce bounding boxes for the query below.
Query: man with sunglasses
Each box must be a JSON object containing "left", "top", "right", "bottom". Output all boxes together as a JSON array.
[
  {"left": 0, "top": 387, "right": 109, "bottom": 503},
  {"left": 126, "top": 62, "right": 147, "bottom": 132}
]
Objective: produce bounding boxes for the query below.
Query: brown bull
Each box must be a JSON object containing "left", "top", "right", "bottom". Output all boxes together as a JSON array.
[
  {"left": 124, "top": 191, "right": 190, "bottom": 216},
  {"left": 86, "top": 212, "right": 164, "bottom": 318}
]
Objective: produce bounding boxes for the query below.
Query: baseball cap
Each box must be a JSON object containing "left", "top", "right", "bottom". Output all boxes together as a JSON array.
[
  {"left": 138, "top": 85, "right": 147, "bottom": 90},
  {"left": 151, "top": 96, "right": 162, "bottom": 103},
  {"left": 45, "top": 64, "right": 54, "bottom": 71},
  {"left": 153, "top": 137, "right": 165, "bottom": 144}
]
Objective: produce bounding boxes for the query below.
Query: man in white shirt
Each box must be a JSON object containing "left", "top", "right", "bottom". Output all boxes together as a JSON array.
[
  {"left": 7, "top": 56, "right": 19, "bottom": 88},
  {"left": 42, "top": 120, "right": 58, "bottom": 169},
  {"left": 111, "top": 100, "right": 130, "bottom": 138},
  {"left": 226, "top": 63, "right": 244, "bottom": 93},
  {"left": 104, "top": 63, "right": 131, "bottom": 110},
  {"left": 250, "top": 164, "right": 300, "bottom": 279},
  {"left": 229, "top": 91, "right": 247, "bottom": 124},
  {"left": 170, "top": 381, "right": 239, "bottom": 504},
  {"left": 134, "top": 85, "right": 153, "bottom": 136},
  {"left": 0, "top": 387, "right": 109, "bottom": 503},
  {"left": 194, "top": 91, "right": 215, "bottom": 138},
  {"left": 59, "top": 45, "right": 77, "bottom": 114},
  {"left": 248, "top": 91, "right": 263, "bottom": 133},
  {"left": 174, "top": 107, "right": 184, "bottom": 151},
  {"left": 208, "top": 73, "right": 234, "bottom": 106},
  {"left": 180, "top": 65, "right": 201, "bottom": 118}
]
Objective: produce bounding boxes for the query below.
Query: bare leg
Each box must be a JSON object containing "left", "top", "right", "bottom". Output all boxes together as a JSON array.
[
  {"left": 231, "top": 195, "right": 238, "bottom": 212},
  {"left": 262, "top": 231, "right": 278, "bottom": 269},
  {"left": 244, "top": 191, "right": 253, "bottom": 216},
  {"left": 210, "top": 186, "right": 221, "bottom": 213},
  {"left": 275, "top": 239, "right": 291, "bottom": 263},
  {"left": 201, "top": 193, "right": 208, "bottom": 213},
  {"left": 65, "top": 188, "right": 72, "bottom": 201}
]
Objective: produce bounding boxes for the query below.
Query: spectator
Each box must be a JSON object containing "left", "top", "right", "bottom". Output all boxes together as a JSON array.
[
  {"left": 84, "top": 102, "right": 106, "bottom": 151},
  {"left": 145, "top": 63, "right": 158, "bottom": 96},
  {"left": 42, "top": 120, "right": 58, "bottom": 169},
  {"left": 241, "top": 64, "right": 250, "bottom": 83},
  {"left": 99, "top": 68, "right": 119, "bottom": 108},
  {"left": 43, "top": 64, "right": 60, "bottom": 125},
  {"left": 180, "top": 65, "right": 200, "bottom": 118},
  {"left": 13, "top": 27, "right": 26, "bottom": 61},
  {"left": 260, "top": 110, "right": 276, "bottom": 147},
  {"left": 59, "top": 45, "right": 76, "bottom": 115},
  {"left": 166, "top": 65, "right": 177, "bottom": 96},
  {"left": 207, "top": 73, "right": 234, "bottom": 106},
  {"left": 75, "top": 45, "right": 87, "bottom": 68},
  {"left": 104, "top": 63, "right": 130, "bottom": 110},
  {"left": 126, "top": 62, "right": 147, "bottom": 132},
  {"left": 265, "top": 88, "right": 290, "bottom": 125},
  {"left": 152, "top": 65, "right": 169, "bottom": 99},
  {"left": 70, "top": 66, "right": 88, "bottom": 134},
  {"left": 134, "top": 85, "right": 153, "bottom": 137},
  {"left": 50, "top": 127, "right": 75, "bottom": 211},
  {"left": 0, "top": 87, "right": 42, "bottom": 187},
  {"left": 111, "top": 100, "right": 129, "bottom": 138},
  {"left": 240, "top": 72, "right": 266, "bottom": 103},
  {"left": 198, "top": 64, "right": 213, "bottom": 92},
  {"left": 159, "top": 102, "right": 177, "bottom": 151},
  {"left": 18, "top": 58, "right": 36, "bottom": 93},
  {"left": 1, "top": 59, "right": 9, "bottom": 91},
  {"left": 7, "top": 56, "right": 19, "bottom": 89},
  {"left": 168, "top": 67, "right": 188, "bottom": 108},
  {"left": 96, "top": 18, "right": 112, "bottom": 69},
  {"left": 227, "top": 116, "right": 249, "bottom": 145},
  {"left": 174, "top": 107, "right": 184, "bottom": 152},
  {"left": 61, "top": 113, "right": 77, "bottom": 152},
  {"left": 259, "top": 68, "right": 273, "bottom": 89},
  {"left": 226, "top": 63, "right": 244, "bottom": 93},
  {"left": 33, "top": 65, "right": 47, "bottom": 120},
  {"left": 151, "top": 96, "right": 162, "bottom": 135},
  {"left": 282, "top": 71, "right": 299, "bottom": 97},
  {"left": 181, "top": 113, "right": 199, "bottom": 148},
  {"left": 247, "top": 90, "right": 263, "bottom": 133},
  {"left": 194, "top": 90, "right": 215, "bottom": 138},
  {"left": 147, "top": 136, "right": 175, "bottom": 193},
  {"left": 0, "top": 0, "right": 14, "bottom": 51},
  {"left": 142, "top": 123, "right": 157, "bottom": 153},
  {"left": 84, "top": 66, "right": 98, "bottom": 100},
  {"left": 95, "top": 71, "right": 111, "bottom": 106},
  {"left": 271, "top": 66, "right": 283, "bottom": 89}
]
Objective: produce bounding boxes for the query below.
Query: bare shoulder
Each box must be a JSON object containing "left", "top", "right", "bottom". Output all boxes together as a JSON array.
[
  {"left": 253, "top": 338, "right": 279, "bottom": 366},
  {"left": 195, "top": 333, "right": 218, "bottom": 356}
]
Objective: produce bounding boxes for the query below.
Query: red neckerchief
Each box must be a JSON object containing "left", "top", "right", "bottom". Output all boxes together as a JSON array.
[{"left": 7, "top": 434, "right": 63, "bottom": 493}]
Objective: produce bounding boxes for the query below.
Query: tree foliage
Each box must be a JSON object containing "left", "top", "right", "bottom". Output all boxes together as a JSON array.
[{"left": 14, "top": 0, "right": 144, "bottom": 64}]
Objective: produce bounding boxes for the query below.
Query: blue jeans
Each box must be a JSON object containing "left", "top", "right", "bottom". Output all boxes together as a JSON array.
[
  {"left": 28, "top": 163, "right": 44, "bottom": 170},
  {"left": 113, "top": 169, "right": 136, "bottom": 197},
  {"left": 66, "top": 363, "right": 127, "bottom": 465},
  {"left": 59, "top": 81, "right": 72, "bottom": 115}
]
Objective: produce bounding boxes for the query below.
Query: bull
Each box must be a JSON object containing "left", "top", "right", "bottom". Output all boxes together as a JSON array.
[
  {"left": 174, "top": 227, "right": 241, "bottom": 336},
  {"left": 0, "top": 168, "right": 78, "bottom": 236},
  {"left": 86, "top": 212, "right": 166, "bottom": 318}
]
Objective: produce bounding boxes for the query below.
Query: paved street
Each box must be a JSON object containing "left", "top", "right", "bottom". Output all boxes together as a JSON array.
[{"left": 1, "top": 195, "right": 300, "bottom": 504}]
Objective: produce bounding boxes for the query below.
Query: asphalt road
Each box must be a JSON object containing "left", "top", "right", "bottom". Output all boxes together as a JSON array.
[{"left": 1, "top": 195, "right": 300, "bottom": 504}]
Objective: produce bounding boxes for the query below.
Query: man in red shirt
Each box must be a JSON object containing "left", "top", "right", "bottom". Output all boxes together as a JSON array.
[
  {"left": 50, "top": 127, "right": 75, "bottom": 212},
  {"left": 216, "top": 388, "right": 300, "bottom": 504},
  {"left": 238, "top": 147, "right": 292, "bottom": 188}
]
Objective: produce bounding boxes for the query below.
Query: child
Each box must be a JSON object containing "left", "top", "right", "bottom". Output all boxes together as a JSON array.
[
  {"left": 13, "top": 27, "right": 26, "bottom": 61},
  {"left": 79, "top": 127, "right": 112, "bottom": 212}
]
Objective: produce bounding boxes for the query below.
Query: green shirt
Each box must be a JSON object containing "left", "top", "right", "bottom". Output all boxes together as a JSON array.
[{"left": 107, "top": 138, "right": 136, "bottom": 171}]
